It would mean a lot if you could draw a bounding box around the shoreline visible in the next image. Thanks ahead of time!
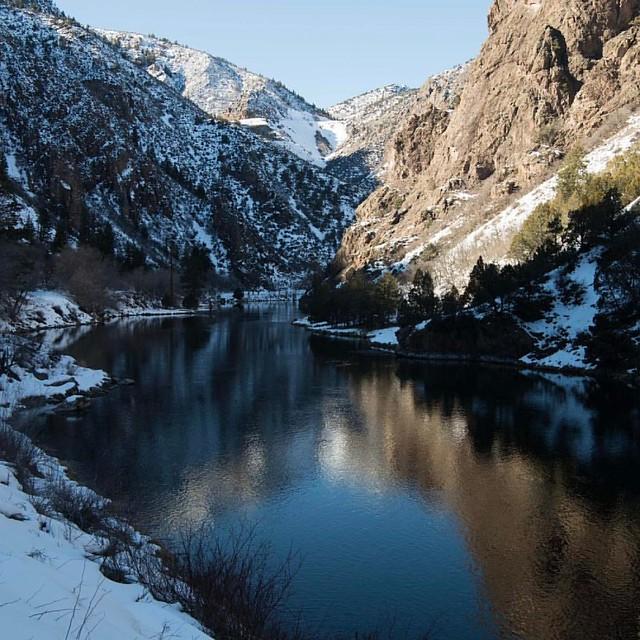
[294,318,638,387]
[0,330,213,639]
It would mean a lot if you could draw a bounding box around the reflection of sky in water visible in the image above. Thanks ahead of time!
[29,307,640,640]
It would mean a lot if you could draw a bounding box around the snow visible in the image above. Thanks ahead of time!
[623,194,640,212]
[0,353,109,420]
[240,117,269,128]
[1,10,357,291]
[521,252,600,370]
[0,462,211,640]
[277,108,346,167]
[14,291,93,332]
[368,326,400,348]
[192,220,215,251]
[457,114,640,253]
[319,119,349,154]
[99,30,352,167]
[0,320,210,639]
[294,318,399,348]
[5,153,22,180]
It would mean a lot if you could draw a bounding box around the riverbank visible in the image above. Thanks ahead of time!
[293,317,401,351]
[0,331,213,639]
[294,316,639,387]
[0,443,211,640]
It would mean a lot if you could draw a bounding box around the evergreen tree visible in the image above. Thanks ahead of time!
[180,244,212,308]
[94,223,115,257]
[464,257,502,310]
[122,243,146,271]
[398,269,439,326]
[51,220,68,253]
[374,273,401,326]
[564,188,622,250]
[441,286,462,316]
[556,147,587,203]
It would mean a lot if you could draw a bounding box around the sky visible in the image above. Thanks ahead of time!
[55,0,492,107]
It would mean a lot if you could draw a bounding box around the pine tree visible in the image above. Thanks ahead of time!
[51,220,68,253]
[180,244,213,308]
[398,269,439,326]
[441,286,461,316]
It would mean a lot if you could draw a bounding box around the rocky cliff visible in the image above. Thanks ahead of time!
[336,0,640,285]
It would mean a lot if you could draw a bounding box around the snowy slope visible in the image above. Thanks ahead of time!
[97,30,349,167]
[326,84,418,187]
[0,356,210,639]
[458,114,640,254]
[521,253,601,370]
[372,113,640,288]
[0,481,211,640]
[0,4,359,287]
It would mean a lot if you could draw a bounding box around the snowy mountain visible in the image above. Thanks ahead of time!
[325,84,419,191]
[92,31,436,196]
[97,31,349,169]
[0,3,359,287]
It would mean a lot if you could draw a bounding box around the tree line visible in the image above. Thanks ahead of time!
[301,146,640,349]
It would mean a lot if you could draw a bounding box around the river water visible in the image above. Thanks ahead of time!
[21,305,640,639]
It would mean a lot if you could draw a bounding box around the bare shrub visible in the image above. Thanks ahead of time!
[130,524,302,640]
[123,267,171,300]
[0,241,45,321]
[42,476,108,533]
[53,247,118,315]
[0,425,42,485]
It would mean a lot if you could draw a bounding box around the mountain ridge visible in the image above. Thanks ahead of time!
[0,2,359,287]
[334,0,640,285]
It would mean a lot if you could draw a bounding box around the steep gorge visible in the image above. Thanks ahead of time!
[336,0,640,285]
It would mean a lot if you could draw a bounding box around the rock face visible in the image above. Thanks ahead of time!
[326,84,419,192]
[0,4,360,287]
[336,0,640,283]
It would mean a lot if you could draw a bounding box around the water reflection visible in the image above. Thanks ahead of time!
[22,307,640,640]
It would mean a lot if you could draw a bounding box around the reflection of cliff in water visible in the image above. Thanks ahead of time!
[33,315,640,639]
[320,360,640,640]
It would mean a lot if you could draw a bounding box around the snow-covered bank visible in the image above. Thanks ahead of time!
[2,289,209,333]
[293,318,400,350]
[0,459,210,640]
[0,350,110,421]
[3,288,303,334]
[0,338,212,639]
[294,249,639,382]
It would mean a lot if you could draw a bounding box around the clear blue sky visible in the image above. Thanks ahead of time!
[55,0,491,107]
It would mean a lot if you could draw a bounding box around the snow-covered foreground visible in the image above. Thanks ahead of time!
[0,460,210,640]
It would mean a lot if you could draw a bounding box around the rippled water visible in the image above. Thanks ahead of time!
[22,305,640,639]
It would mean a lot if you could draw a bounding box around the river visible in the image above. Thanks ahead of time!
[19,304,640,639]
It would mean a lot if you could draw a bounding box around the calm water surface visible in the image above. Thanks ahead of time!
[22,305,640,639]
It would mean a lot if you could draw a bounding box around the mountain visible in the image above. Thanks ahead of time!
[335,0,640,285]
[325,84,419,194]
[0,2,360,287]
[94,32,440,196]
[96,30,350,170]
[327,66,468,187]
